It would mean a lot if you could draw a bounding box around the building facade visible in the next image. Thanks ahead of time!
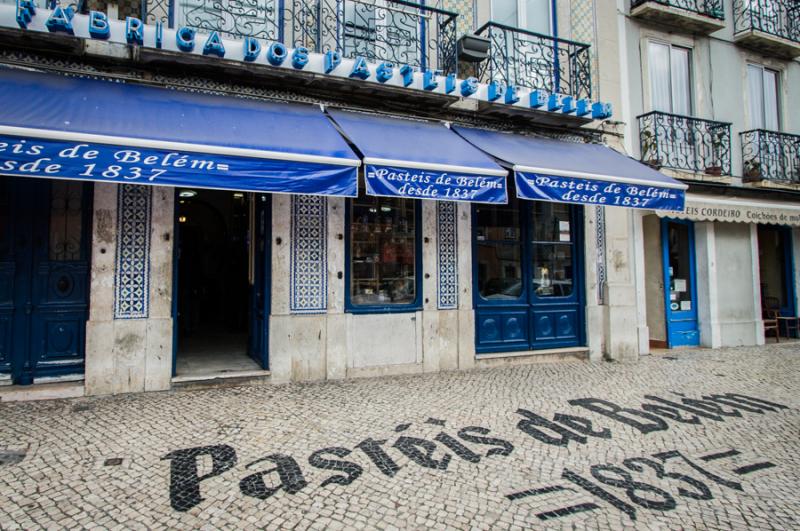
[618,0,800,351]
[2,0,786,399]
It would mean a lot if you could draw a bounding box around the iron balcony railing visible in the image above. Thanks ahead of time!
[474,22,592,100]
[143,0,458,75]
[631,0,725,19]
[741,129,800,182]
[733,0,800,42]
[638,111,732,175]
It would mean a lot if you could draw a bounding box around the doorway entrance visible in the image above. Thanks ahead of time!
[662,219,700,348]
[0,177,92,385]
[473,196,585,354]
[173,189,270,377]
[758,225,795,330]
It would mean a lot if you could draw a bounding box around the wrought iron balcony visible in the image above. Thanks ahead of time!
[741,129,800,183]
[630,0,726,34]
[143,0,458,74]
[733,0,800,58]
[638,111,732,176]
[474,22,592,100]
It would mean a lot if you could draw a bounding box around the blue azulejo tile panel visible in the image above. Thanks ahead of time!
[437,201,459,310]
[290,195,328,314]
[113,184,152,320]
[476,309,529,347]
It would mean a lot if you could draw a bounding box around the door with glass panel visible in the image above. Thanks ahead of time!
[647,42,698,168]
[661,219,699,348]
[0,177,92,385]
[342,0,420,68]
[473,197,584,353]
[490,0,554,90]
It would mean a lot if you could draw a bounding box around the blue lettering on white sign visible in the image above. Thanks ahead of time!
[0,135,357,197]
[515,172,685,211]
[365,165,507,204]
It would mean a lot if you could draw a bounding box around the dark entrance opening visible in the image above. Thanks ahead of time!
[174,189,265,377]
[758,225,795,334]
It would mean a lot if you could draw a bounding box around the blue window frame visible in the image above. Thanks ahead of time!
[345,191,423,313]
[473,194,585,353]
[661,218,699,348]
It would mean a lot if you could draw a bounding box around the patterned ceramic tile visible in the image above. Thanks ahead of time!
[570,0,600,99]
[114,184,152,319]
[437,201,458,310]
[595,205,606,305]
[290,195,328,314]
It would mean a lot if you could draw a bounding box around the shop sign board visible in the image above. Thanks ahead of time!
[656,196,800,226]
[515,172,686,211]
[0,134,358,196]
[1,2,614,120]
[365,164,507,204]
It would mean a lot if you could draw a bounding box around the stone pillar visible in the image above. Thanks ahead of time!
[749,224,765,345]
[456,201,476,371]
[632,210,649,355]
[85,184,173,396]
[602,205,639,362]
[694,221,721,348]
[584,206,605,361]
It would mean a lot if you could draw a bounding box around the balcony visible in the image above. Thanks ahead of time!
[630,0,726,34]
[638,111,732,177]
[474,22,592,101]
[733,0,800,58]
[143,0,458,75]
[741,130,800,184]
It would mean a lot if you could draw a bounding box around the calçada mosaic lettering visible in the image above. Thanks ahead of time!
[161,391,786,517]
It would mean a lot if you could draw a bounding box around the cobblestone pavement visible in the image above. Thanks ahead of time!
[1,344,799,530]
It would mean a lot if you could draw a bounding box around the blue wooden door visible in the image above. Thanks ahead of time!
[0,177,92,385]
[248,194,271,369]
[473,197,585,354]
[662,219,699,348]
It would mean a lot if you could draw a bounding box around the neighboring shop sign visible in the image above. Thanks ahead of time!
[515,173,686,211]
[365,165,508,204]
[0,135,358,196]
[1,3,614,120]
[657,195,800,226]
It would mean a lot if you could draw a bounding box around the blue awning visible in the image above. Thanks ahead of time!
[327,109,508,204]
[0,67,360,196]
[453,126,687,211]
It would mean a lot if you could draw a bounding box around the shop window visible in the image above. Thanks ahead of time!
[0,178,9,258]
[348,192,421,311]
[531,202,574,298]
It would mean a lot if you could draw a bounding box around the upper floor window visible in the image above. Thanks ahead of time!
[748,64,780,130]
[648,42,692,115]
[491,0,552,34]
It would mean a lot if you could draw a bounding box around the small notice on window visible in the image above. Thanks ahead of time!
[559,221,571,242]
[680,300,692,311]
[673,279,687,292]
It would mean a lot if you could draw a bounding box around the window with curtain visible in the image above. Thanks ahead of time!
[648,42,692,115]
[748,64,780,131]
[491,0,551,34]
